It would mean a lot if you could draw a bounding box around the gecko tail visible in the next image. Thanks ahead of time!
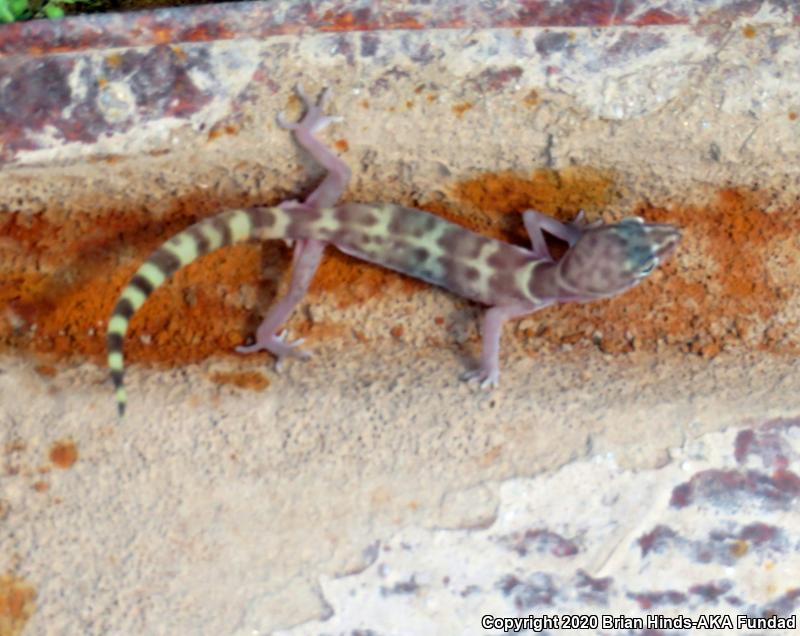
[105,206,287,417]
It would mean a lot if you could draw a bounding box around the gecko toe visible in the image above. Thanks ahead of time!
[461,367,500,389]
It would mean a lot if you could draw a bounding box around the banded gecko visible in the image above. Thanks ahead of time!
[107,87,680,415]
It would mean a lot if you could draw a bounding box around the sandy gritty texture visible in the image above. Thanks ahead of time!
[2,4,800,635]
[2,347,800,634]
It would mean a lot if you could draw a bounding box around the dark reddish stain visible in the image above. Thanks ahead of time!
[0,0,790,58]
[738,521,778,544]
[0,57,79,160]
[0,44,210,165]
[534,31,572,56]
[575,569,612,604]
[635,8,685,25]
[734,429,755,463]
[689,580,733,603]
[628,589,687,610]
[606,31,668,61]
[638,520,785,567]
[517,0,637,27]
[734,425,792,470]
[638,524,677,557]
[466,66,524,93]
[669,482,692,508]
[670,468,800,510]
[498,573,557,610]
[760,587,800,618]
[497,528,579,558]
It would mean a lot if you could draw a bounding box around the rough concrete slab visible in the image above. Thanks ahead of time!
[1,1,800,634]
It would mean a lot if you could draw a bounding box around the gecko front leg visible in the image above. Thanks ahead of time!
[522,209,591,260]
[278,85,351,209]
[462,301,551,389]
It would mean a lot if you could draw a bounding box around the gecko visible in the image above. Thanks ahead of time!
[106,86,681,416]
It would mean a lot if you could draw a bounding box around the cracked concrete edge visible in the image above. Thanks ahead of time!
[3,3,800,635]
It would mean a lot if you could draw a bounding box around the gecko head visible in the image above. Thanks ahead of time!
[556,217,681,298]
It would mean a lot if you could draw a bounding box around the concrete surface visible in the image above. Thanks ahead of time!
[1,1,800,634]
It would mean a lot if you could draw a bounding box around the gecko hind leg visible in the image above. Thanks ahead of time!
[236,238,326,371]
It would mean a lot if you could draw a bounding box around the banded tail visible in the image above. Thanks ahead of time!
[106,206,292,416]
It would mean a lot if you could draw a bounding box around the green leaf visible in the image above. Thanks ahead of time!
[10,0,28,15]
[0,0,17,23]
[42,2,63,17]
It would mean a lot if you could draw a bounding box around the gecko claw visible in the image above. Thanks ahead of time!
[278,86,343,134]
[235,329,312,371]
[461,367,500,390]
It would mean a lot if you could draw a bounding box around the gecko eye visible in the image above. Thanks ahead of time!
[637,260,657,277]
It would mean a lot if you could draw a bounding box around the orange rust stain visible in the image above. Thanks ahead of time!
[390,325,404,339]
[152,27,172,44]
[87,154,124,165]
[434,316,445,326]
[4,439,25,455]
[386,14,423,30]
[96,78,108,89]
[451,102,474,117]
[742,24,756,39]
[360,99,370,109]
[209,371,270,392]
[479,445,503,467]
[0,574,36,636]
[334,138,350,152]
[104,53,122,68]
[451,168,615,240]
[789,112,798,121]
[32,481,49,493]
[2,174,797,372]
[730,539,749,558]
[0,213,57,256]
[320,10,379,31]
[308,251,425,308]
[0,200,268,366]
[426,94,437,103]
[184,25,233,41]
[523,90,540,107]
[33,365,56,378]
[534,188,799,357]
[170,45,188,62]
[405,100,414,109]
[207,123,239,141]
[49,440,78,469]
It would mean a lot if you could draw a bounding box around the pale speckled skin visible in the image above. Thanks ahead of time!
[107,87,681,416]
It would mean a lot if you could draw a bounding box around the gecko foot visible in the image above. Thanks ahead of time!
[461,367,500,390]
[570,209,602,230]
[277,85,343,135]
[235,329,312,372]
